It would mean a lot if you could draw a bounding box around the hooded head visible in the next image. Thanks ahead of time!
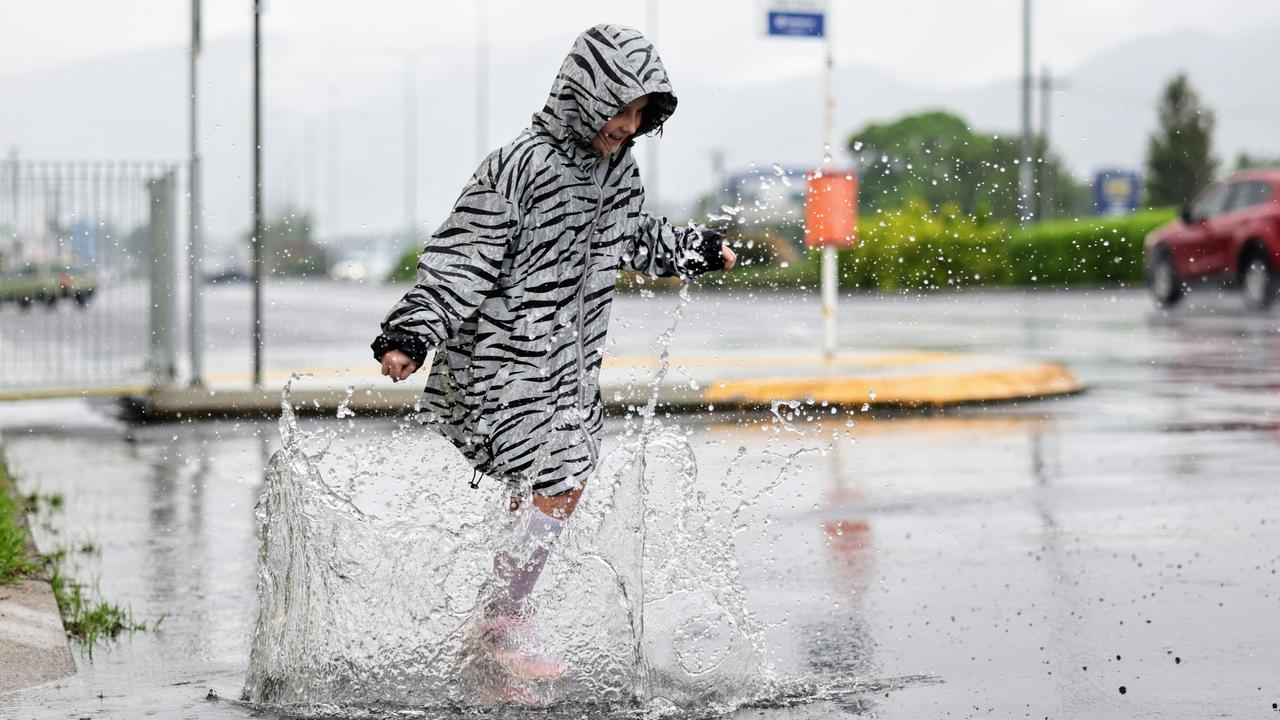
[532,25,677,157]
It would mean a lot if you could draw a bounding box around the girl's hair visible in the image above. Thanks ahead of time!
[636,92,677,137]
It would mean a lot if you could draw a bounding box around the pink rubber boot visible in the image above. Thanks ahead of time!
[480,615,566,682]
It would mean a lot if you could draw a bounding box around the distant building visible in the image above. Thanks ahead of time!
[720,165,810,225]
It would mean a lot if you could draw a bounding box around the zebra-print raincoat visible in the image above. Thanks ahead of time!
[372,24,723,496]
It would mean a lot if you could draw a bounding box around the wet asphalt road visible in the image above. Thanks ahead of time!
[1,283,1279,718]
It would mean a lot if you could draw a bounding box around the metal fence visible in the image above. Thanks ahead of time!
[0,161,179,396]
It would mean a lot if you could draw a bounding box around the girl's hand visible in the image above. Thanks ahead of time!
[721,243,737,271]
[380,349,418,382]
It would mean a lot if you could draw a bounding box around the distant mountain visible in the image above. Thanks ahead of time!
[1,24,1273,241]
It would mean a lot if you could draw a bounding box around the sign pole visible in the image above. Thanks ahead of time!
[821,14,837,358]
[763,0,843,358]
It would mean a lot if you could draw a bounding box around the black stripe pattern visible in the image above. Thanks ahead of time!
[374,24,721,496]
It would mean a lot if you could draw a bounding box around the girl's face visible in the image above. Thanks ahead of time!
[592,94,649,156]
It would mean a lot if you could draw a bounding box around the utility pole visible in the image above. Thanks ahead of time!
[476,0,489,165]
[188,0,204,386]
[326,84,340,242]
[1018,0,1034,225]
[710,149,726,210]
[7,148,18,263]
[251,0,264,387]
[404,56,419,243]
[1038,66,1053,220]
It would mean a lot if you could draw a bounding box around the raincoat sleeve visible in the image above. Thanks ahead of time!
[625,211,725,280]
[372,181,517,366]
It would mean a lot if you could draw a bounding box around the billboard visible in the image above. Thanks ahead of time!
[1093,170,1141,216]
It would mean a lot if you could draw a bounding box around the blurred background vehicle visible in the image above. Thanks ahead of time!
[0,263,97,309]
[1145,169,1280,309]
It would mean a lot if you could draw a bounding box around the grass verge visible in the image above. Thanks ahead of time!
[0,459,41,584]
[1,456,156,655]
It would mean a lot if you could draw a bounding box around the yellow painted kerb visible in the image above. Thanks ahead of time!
[702,362,1081,406]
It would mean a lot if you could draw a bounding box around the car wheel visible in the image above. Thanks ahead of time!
[1149,251,1183,307]
[1241,253,1276,311]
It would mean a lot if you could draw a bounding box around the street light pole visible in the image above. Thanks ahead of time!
[476,0,489,165]
[1018,0,1034,225]
[251,0,264,387]
[188,0,204,386]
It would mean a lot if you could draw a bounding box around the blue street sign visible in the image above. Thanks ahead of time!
[767,11,825,37]
[1092,169,1141,216]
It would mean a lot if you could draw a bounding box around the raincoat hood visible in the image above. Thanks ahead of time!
[532,24,678,153]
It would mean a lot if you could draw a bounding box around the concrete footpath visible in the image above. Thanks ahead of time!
[126,349,1083,420]
[0,434,75,695]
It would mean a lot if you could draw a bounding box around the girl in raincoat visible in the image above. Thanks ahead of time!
[372,24,734,682]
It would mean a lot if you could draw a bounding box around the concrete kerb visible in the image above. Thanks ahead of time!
[0,433,76,695]
[123,350,1085,421]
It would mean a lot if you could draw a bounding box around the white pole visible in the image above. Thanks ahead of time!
[820,13,837,358]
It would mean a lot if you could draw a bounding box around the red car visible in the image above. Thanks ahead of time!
[1145,169,1280,309]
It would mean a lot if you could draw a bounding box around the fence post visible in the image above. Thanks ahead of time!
[149,172,177,388]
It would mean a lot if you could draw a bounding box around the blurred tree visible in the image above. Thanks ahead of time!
[243,210,329,277]
[845,110,1079,223]
[1234,151,1280,171]
[1145,74,1217,206]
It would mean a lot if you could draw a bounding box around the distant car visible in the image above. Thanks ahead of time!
[1145,169,1280,309]
[205,267,252,284]
[0,263,97,309]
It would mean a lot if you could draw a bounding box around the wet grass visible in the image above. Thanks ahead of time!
[0,460,41,583]
[0,456,157,655]
[48,564,153,655]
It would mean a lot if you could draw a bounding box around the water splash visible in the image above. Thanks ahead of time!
[241,292,818,716]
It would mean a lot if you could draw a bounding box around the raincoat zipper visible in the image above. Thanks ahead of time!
[573,167,605,468]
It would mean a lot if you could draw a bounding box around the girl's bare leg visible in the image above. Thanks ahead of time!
[490,481,586,619]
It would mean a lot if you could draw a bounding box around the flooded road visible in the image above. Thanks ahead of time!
[2,285,1279,718]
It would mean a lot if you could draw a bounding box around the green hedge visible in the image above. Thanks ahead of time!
[387,204,1179,291]
[1004,208,1175,285]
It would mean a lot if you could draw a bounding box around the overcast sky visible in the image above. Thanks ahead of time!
[3,1,1276,243]
[5,0,1279,89]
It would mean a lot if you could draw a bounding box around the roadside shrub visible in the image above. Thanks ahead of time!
[839,200,1009,291]
[1005,208,1176,286]
[387,245,420,284]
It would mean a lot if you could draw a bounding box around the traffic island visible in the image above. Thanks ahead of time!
[123,350,1084,421]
